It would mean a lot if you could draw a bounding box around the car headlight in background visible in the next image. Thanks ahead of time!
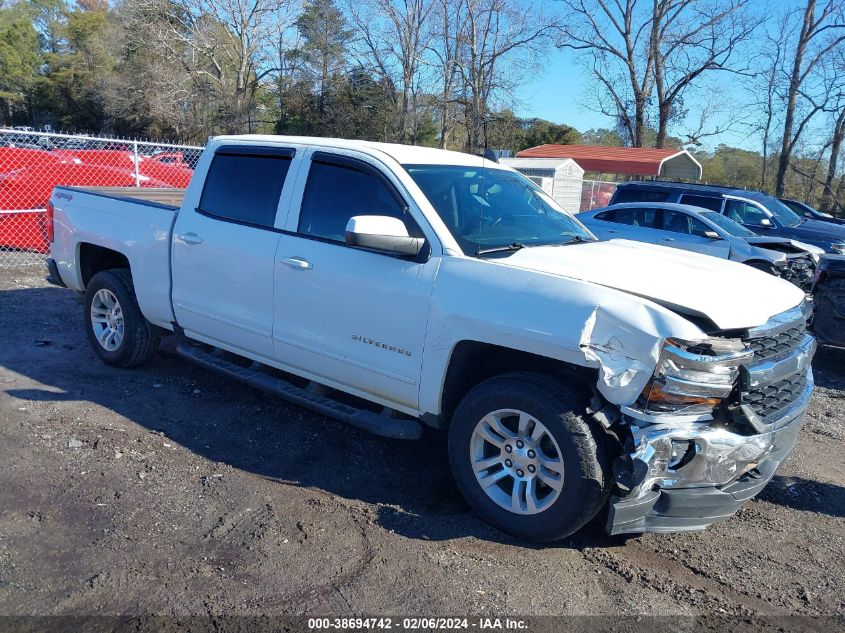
[639,338,753,416]
[831,243,845,255]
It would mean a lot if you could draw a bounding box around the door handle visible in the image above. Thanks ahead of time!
[176,232,203,245]
[660,237,675,241]
[279,256,313,270]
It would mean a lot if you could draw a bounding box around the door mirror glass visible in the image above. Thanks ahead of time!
[759,218,773,228]
[703,230,721,239]
[345,215,425,256]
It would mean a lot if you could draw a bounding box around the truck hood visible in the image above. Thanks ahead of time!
[504,239,804,331]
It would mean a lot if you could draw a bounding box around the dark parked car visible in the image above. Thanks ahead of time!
[779,198,845,225]
[811,255,845,348]
[611,181,845,255]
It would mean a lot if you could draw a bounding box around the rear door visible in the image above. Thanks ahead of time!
[586,207,660,241]
[171,145,299,358]
[271,149,439,411]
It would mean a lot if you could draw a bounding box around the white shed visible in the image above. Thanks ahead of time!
[500,157,585,214]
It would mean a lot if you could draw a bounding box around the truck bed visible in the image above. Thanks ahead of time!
[49,185,181,330]
[71,186,186,209]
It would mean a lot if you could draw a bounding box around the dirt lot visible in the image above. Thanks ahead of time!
[0,263,843,627]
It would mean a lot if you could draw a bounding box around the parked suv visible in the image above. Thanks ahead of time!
[779,198,845,225]
[611,181,845,255]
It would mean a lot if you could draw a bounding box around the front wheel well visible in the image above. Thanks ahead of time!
[79,243,130,287]
[437,341,596,428]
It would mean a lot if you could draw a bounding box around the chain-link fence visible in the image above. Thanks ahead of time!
[0,129,203,269]
[579,179,619,212]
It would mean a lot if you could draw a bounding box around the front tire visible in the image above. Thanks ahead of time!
[448,372,612,542]
[84,269,159,367]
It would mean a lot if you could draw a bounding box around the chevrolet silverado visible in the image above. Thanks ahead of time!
[45,136,815,541]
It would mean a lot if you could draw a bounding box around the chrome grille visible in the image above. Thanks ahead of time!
[746,324,807,363]
[740,303,814,427]
[742,371,809,421]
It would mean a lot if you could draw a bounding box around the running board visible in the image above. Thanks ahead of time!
[174,341,423,440]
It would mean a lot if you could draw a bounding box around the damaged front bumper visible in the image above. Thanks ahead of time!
[606,305,815,535]
[607,385,808,534]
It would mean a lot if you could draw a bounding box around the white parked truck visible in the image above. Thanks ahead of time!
[46,135,816,541]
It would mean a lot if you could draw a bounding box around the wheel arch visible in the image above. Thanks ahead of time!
[78,242,130,288]
[428,340,598,429]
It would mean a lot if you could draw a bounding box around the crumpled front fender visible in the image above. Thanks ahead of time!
[578,303,703,406]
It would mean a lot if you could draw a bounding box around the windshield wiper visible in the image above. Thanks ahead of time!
[560,235,589,245]
[475,242,526,257]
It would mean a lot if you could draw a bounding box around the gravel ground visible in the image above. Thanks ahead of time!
[0,263,843,627]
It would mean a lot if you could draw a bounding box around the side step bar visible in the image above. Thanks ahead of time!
[175,341,423,440]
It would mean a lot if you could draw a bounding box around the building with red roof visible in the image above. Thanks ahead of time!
[515,144,702,181]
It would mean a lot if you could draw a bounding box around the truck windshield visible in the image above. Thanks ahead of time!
[700,211,756,237]
[405,164,594,255]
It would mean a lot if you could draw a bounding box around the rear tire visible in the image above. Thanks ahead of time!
[84,269,159,367]
[448,372,612,542]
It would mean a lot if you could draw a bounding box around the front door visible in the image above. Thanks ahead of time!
[271,150,438,410]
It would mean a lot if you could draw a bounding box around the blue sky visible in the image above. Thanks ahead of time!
[514,47,758,152]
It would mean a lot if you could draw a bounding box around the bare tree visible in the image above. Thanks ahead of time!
[453,0,558,152]
[561,0,758,149]
[428,0,462,148]
[346,0,435,143]
[140,0,293,132]
[559,0,656,147]
[748,12,792,189]
[774,0,845,196]
[820,46,845,213]
[650,0,759,148]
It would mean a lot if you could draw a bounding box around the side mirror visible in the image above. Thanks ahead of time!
[759,218,773,228]
[703,230,721,239]
[345,215,425,257]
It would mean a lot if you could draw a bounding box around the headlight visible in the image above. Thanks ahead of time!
[639,338,753,415]
[831,243,845,255]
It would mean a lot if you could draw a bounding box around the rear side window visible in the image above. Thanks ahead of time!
[199,151,292,227]
[612,207,658,227]
[298,159,418,242]
[613,188,670,204]
[680,194,723,212]
[594,210,616,221]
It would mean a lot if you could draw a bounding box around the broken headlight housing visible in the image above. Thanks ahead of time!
[639,338,753,416]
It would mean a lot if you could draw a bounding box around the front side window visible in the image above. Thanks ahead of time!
[660,210,712,236]
[199,152,292,227]
[298,160,418,242]
[405,164,593,254]
[756,195,802,227]
[725,199,770,227]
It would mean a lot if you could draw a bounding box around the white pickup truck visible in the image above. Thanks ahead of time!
[46,135,816,541]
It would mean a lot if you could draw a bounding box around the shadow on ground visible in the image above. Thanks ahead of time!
[1,285,630,548]
[3,285,843,549]
[758,475,845,518]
